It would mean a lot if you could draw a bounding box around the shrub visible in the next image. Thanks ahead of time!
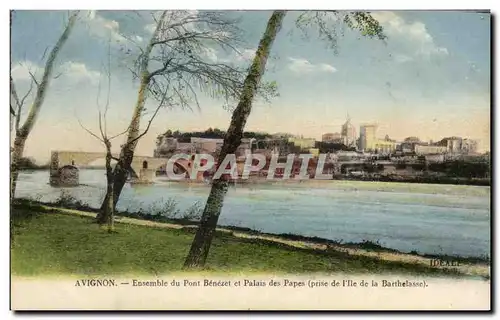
[181,201,203,221]
[54,190,88,209]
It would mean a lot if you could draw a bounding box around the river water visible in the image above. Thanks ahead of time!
[15,169,490,258]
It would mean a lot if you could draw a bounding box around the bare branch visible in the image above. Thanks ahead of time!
[10,76,21,109]
[124,102,163,148]
[19,80,34,110]
[27,69,40,87]
[95,65,103,111]
[15,80,34,133]
[119,32,145,55]
[77,116,104,143]
[148,57,175,80]
[103,36,112,136]
[98,110,106,140]
[10,75,34,134]
[40,46,49,63]
[108,127,130,141]
[151,32,206,47]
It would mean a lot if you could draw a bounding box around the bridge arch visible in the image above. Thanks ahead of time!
[139,158,191,176]
[50,150,199,185]
[51,151,121,169]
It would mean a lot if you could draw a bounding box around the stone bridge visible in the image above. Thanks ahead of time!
[49,150,193,186]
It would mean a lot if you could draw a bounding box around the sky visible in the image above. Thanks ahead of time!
[10,10,491,163]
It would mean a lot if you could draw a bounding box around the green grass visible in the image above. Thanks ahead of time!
[10,206,464,278]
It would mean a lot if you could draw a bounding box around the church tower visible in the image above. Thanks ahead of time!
[341,113,356,148]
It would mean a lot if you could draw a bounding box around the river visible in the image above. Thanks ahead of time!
[15,169,491,258]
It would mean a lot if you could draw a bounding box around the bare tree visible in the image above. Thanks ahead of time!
[10,10,15,133]
[95,10,277,224]
[10,11,80,200]
[78,38,168,232]
[183,10,387,268]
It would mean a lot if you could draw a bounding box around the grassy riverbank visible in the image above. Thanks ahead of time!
[10,201,489,278]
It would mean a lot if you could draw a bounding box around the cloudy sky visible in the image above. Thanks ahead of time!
[11,10,490,163]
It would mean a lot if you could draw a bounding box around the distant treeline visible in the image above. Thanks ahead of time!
[158,128,355,151]
[343,175,490,186]
[428,160,490,178]
[158,128,274,143]
[315,141,356,152]
[346,160,490,179]
[392,160,489,178]
[17,157,49,170]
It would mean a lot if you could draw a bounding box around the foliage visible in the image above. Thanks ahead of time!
[54,190,90,209]
[315,141,356,153]
[182,201,204,221]
[144,198,203,221]
[146,197,181,218]
[295,11,387,53]
[157,127,274,143]
[428,160,490,178]
[125,11,279,114]
[48,192,203,223]
[16,157,42,170]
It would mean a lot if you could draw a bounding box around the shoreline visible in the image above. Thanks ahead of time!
[19,168,491,187]
[153,175,491,187]
[11,199,490,279]
[152,176,491,189]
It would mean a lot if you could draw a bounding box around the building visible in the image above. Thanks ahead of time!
[322,132,342,143]
[461,139,479,154]
[154,136,179,157]
[432,137,479,154]
[414,145,448,155]
[446,137,462,153]
[341,117,357,148]
[255,138,298,155]
[336,151,363,161]
[424,154,445,163]
[435,137,462,153]
[359,123,397,154]
[372,140,397,154]
[359,124,377,152]
[155,136,256,158]
[309,148,320,157]
[288,137,316,150]
[398,137,426,153]
[235,138,256,157]
[177,142,194,153]
[190,137,224,154]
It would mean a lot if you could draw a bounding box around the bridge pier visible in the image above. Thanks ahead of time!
[50,167,79,187]
[49,151,60,185]
[49,151,79,186]
[129,168,155,184]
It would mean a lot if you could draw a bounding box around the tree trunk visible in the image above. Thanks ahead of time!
[96,77,149,223]
[10,11,14,133]
[96,12,166,222]
[183,11,286,269]
[10,135,26,200]
[110,81,149,202]
[9,11,79,199]
[105,146,115,232]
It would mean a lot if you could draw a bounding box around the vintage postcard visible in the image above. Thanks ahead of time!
[9,8,491,311]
